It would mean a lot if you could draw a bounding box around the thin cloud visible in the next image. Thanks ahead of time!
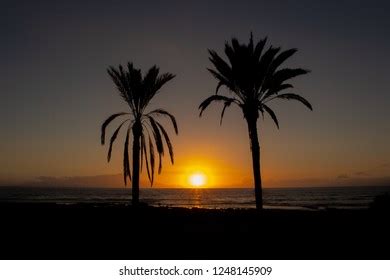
[337,174,349,179]
[355,171,369,176]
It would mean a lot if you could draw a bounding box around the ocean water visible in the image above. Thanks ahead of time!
[1,186,390,210]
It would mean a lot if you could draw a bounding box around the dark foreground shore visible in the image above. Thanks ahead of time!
[1,202,389,259]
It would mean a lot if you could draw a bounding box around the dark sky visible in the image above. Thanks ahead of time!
[1,0,390,187]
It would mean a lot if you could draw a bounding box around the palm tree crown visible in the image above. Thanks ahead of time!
[101,63,178,187]
[200,33,312,125]
[199,33,312,210]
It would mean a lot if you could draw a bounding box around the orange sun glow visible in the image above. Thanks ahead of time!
[188,172,206,187]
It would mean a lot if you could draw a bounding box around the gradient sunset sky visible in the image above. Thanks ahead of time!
[1,0,390,188]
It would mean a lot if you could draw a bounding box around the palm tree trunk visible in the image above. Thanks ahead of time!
[131,122,142,206]
[247,118,263,210]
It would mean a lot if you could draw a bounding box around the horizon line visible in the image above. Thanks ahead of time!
[1,185,389,190]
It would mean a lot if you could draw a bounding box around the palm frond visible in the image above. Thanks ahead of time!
[107,67,126,95]
[269,48,298,74]
[255,46,281,92]
[101,112,128,144]
[272,68,310,85]
[154,73,176,93]
[148,135,155,185]
[272,93,313,110]
[258,105,265,119]
[123,126,131,185]
[262,104,279,128]
[248,32,254,52]
[199,95,239,116]
[140,132,145,172]
[220,100,233,125]
[107,119,130,162]
[147,109,178,134]
[215,81,224,95]
[143,66,159,88]
[260,83,293,101]
[107,67,134,111]
[208,49,233,90]
[147,117,164,154]
[140,66,160,110]
[157,152,162,174]
[207,68,237,95]
[231,37,241,53]
[253,37,267,61]
[155,121,174,164]
[148,116,164,175]
[259,46,281,71]
[129,64,142,114]
[141,128,152,183]
[224,40,236,67]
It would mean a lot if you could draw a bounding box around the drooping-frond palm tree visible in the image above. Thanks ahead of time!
[101,63,178,206]
[199,34,312,210]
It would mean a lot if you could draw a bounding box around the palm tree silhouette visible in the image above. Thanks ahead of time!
[199,34,312,210]
[101,63,178,206]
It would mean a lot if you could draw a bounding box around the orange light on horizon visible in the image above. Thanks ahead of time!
[179,159,214,188]
[188,172,207,187]
[164,155,249,188]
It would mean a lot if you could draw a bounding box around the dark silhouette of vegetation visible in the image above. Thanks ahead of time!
[101,63,178,206]
[199,33,312,210]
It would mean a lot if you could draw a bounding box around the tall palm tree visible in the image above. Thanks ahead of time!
[101,63,178,206]
[199,34,312,210]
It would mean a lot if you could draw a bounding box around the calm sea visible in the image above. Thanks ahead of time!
[1,186,389,210]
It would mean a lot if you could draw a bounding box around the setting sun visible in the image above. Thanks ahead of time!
[189,173,206,187]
